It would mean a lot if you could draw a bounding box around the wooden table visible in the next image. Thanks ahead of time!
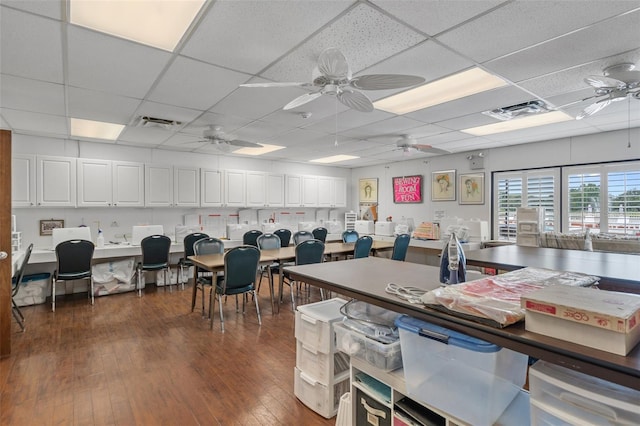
[284,257,640,391]
[464,245,640,293]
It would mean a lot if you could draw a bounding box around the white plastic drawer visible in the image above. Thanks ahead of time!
[296,339,349,386]
[294,298,347,353]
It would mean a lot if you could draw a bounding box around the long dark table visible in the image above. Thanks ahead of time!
[464,245,640,293]
[284,257,640,391]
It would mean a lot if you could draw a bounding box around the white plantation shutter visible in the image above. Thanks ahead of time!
[496,176,522,241]
[566,171,601,233]
[607,169,640,235]
[527,175,556,232]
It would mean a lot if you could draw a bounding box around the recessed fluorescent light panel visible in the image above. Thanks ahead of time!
[461,111,573,136]
[70,118,125,140]
[374,67,508,115]
[310,155,359,164]
[233,144,286,156]
[70,0,205,51]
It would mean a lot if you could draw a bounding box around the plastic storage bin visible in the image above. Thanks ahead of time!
[295,298,347,354]
[395,315,528,425]
[294,367,350,419]
[529,360,640,426]
[335,323,402,371]
[296,340,350,385]
[14,273,51,306]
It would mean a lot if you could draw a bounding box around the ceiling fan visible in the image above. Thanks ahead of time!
[240,47,426,113]
[192,125,263,149]
[393,135,451,155]
[576,63,640,120]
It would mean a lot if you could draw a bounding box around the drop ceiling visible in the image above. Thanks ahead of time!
[1,0,639,168]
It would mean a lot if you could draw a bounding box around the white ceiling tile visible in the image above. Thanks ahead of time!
[183,112,254,135]
[67,26,171,98]
[234,120,292,143]
[0,7,63,83]
[340,116,426,139]
[2,0,63,20]
[0,75,65,115]
[68,87,141,124]
[136,101,202,125]
[118,126,173,145]
[181,0,352,73]
[304,108,393,134]
[211,84,307,120]
[262,127,329,148]
[1,108,68,136]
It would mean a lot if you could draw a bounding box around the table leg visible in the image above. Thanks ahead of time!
[268,265,275,314]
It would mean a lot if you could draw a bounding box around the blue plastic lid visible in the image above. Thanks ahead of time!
[395,315,501,353]
[22,272,51,282]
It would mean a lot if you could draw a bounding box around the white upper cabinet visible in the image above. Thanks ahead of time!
[36,155,76,207]
[285,174,303,207]
[174,166,200,207]
[318,176,346,208]
[301,175,319,207]
[246,171,266,207]
[201,168,223,207]
[112,161,144,207]
[266,173,285,207]
[12,154,36,207]
[77,158,112,207]
[224,169,246,207]
[145,164,173,207]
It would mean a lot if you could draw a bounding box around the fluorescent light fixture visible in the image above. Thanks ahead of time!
[461,111,573,136]
[310,155,359,164]
[374,67,508,115]
[70,0,205,51]
[233,143,286,156]
[70,118,124,140]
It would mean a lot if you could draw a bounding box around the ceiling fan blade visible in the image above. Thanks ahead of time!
[350,74,425,90]
[584,75,625,90]
[413,144,451,154]
[337,89,374,112]
[317,47,350,80]
[576,98,612,120]
[229,139,263,148]
[240,82,310,88]
[283,92,322,110]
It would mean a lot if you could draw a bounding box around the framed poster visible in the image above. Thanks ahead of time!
[431,170,456,201]
[459,173,485,205]
[359,178,378,203]
[393,175,423,203]
[40,219,64,236]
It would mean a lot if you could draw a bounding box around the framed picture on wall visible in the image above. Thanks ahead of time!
[359,178,378,203]
[459,173,485,205]
[431,170,456,201]
[393,175,423,203]
[40,219,64,236]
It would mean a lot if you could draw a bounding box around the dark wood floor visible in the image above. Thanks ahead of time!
[1,279,340,425]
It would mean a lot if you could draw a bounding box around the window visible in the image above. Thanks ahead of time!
[565,168,601,232]
[606,166,640,235]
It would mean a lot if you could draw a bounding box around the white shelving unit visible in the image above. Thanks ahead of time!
[345,212,357,232]
[11,231,22,253]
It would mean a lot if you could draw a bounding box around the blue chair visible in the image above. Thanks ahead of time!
[391,234,411,261]
[137,235,172,297]
[179,232,209,289]
[210,246,261,332]
[274,228,292,247]
[342,230,359,243]
[256,233,282,305]
[312,227,328,243]
[353,235,373,259]
[11,243,34,331]
[52,239,95,311]
[192,237,225,316]
[243,230,263,247]
[293,230,314,245]
[282,239,325,310]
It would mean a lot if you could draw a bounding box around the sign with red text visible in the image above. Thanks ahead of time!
[393,175,423,203]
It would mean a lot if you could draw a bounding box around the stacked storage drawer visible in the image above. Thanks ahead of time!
[294,298,351,418]
[516,207,543,247]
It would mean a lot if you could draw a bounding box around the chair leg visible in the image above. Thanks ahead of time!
[52,277,56,312]
[12,299,25,332]
[166,268,171,293]
[137,267,142,297]
[218,294,225,332]
[90,277,94,305]
[191,280,198,312]
[290,281,296,311]
[253,290,262,326]
[179,264,186,291]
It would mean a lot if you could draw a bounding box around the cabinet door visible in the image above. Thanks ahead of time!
[112,161,144,207]
[174,167,200,207]
[12,154,36,207]
[77,158,112,207]
[201,168,223,207]
[302,175,318,207]
[317,176,333,208]
[285,174,303,207]
[266,173,285,207]
[333,177,347,208]
[145,164,173,207]
[246,171,266,207]
[224,170,246,207]
[36,156,76,207]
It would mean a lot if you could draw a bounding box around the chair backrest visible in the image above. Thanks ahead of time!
[55,239,95,274]
[354,235,373,259]
[342,230,359,243]
[274,229,291,247]
[293,230,314,245]
[184,232,209,257]
[295,239,325,266]
[140,235,171,266]
[391,233,411,261]
[257,233,281,251]
[243,230,263,247]
[222,246,260,293]
[12,243,34,296]
[193,237,225,255]
[312,227,328,242]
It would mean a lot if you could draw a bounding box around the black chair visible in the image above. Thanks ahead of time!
[391,233,411,261]
[282,239,325,311]
[210,246,261,332]
[293,230,314,245]
[178,232,209,290]
[137,235,172,297]
[274,228,292,247]
[342,230,359,243]
[52,239,95,312]
[312,227,328,243]
[11,243,34,331]
[192,237,225,317]
[243,230,263,247]
[354,235,373,259]
[256,233,281,292]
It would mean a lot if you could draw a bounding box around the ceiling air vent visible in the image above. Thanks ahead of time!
[133,116,182,129]
[482,100,551,121]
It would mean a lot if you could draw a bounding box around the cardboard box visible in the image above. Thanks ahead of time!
[522,286,640,355]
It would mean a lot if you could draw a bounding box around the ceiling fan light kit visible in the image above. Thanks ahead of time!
[576,63,640,120]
